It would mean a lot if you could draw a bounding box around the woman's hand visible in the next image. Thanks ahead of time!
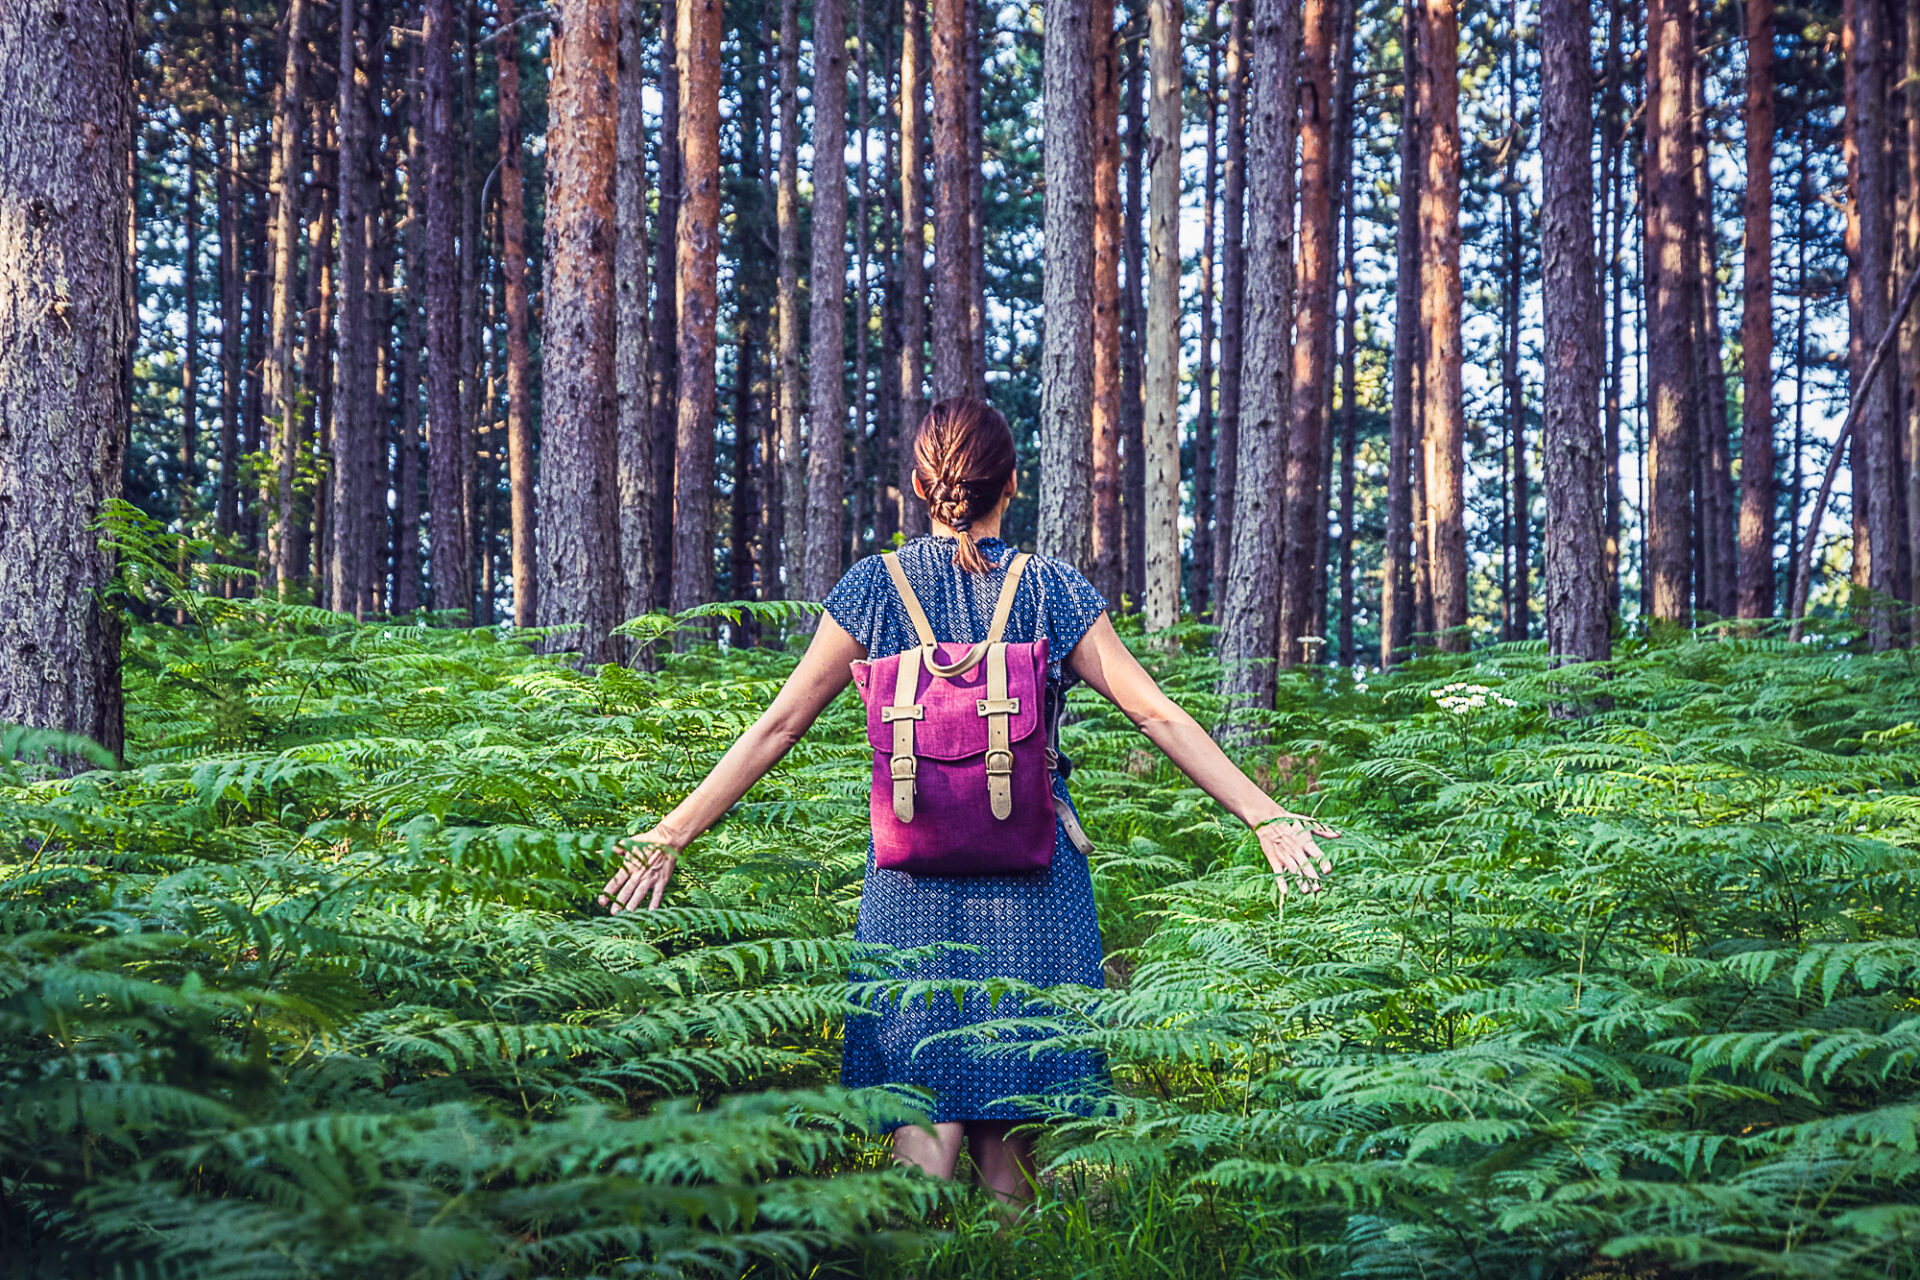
[600,826,683,914]
[1255,812,1337,896]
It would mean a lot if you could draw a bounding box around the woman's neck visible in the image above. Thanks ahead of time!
[930,513,1005,543]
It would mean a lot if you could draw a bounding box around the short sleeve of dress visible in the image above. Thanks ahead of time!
[822,556,889,654]
[1027,556,1110,686]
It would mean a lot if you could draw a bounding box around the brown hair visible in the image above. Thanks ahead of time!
[913,396,1016,573]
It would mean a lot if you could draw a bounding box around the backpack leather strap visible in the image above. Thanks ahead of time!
[886,645,924,822]
[880,553,939,647]
[981,641,1015,819]
[883,550,1033,679]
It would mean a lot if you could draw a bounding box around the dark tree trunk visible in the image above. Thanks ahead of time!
[1038,0,1095,565]
[1216,0,1298,727]
[1907,1,1920,617]
[671,0,723,616]
[265,0,312,595]
[1090,0,1124,602]
[852,0,871,562]
[650,0,682,607]
[302,105,336,603]
[1192,0,1219,620]
[1209,0,1246,619]
[1850,0,1900,645]
[214,36,242,555]
[1122,6,1145,607]
[0,0,131,756]
[179,129,201,613]
[1736,0,1774,620]
[1334,0,1356,665]
[801,0,848,602]
[930,0,972,399]
[499,0,540,625]
[459,0,483,619]
[1382,0,1419,666]
[775,0,802,578]
[897,0,929,538]
[394,36,426,614]
[1691,56,1735,620]
[331,0,381,618]
[1644,0,1695,625]
[1502,26,1526,642]
[424,0,472,619]
[1602,0,1624,614]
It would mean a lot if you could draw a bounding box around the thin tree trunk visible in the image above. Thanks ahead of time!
[931,0,971,399]
[215,99,242,553]
[1210,0,1246,619]
[265,0,312,595]
[1850,0,1900,645]
[1334,0,1356,666]
[1090,0,1124,602]
[1540,0,1608,663]
[875,25,901,547]
[1417,0,1466,651]
[424,0,472,618]
[1141,0,1182,630]
[459,0,484,619]
[1603,0,1624,614]
[0,0,131,754]
[1736,0,1774,619]
[897,0,929,537]
[1502,19,1525,642]
[776,0,803,582]
[1382,0,1419,666]
[802,0,849,602]
[1644,0,1695,625]
[967,0,987,398]
[1692,54,1735,619]
[671,0,724,616]
[394,37,426,614]
[852,0,872,561]
[1192,0,1219,620]
[1277,0,1334,663]
[651,0,682,607]
[180,128,201,613]
[1122,7,1146,607]
[1907,0,1920,616]
[499,0,541,625]
[1312,0,1353,653]
[331,0,377,618]
[1216,0,1298,728]
[303,106,336,601]
[1039,0,1096,566]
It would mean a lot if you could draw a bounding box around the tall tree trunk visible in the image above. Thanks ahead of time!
[967,0,987,398]
[215,100,242,551]
[1141,0,1182,630]
[459,1,484,619]
[1382,0,1419,666]
[1216,0,1298,728]
[303,107,337,602]
[930,0,971,399]
[180,129,201,612]
[875,27,900,548]
[331,0,376,618]
[802,0,849,602]
[671,0,723,616]
[1692,55,1736,619]
[424,0,472,619]
[852,0,872,561]
[1122,9,1146,607]
[1602,0,1624,614]
[1039,0,1096,566]
[0,0,131,755]
[1210,0,1246,619]
[897,0,929,537]
[537,0,623,661]
[1736,0,1774,619]
[1644,0,1695,625]
[1417,0,1466,651]
[1334,0,1356,665]
[265,0,312,595]
[1502,21,1525,643]
[1277,0,1334,664]
[1850,0,1900,645]
[1907,0,1920,617]
[776,0,803,581]
[1311,0,1353,653]
[650,0,682,606]
[615,0,655,625]
[394,37,426,614]
[499,0,541,625]
[1540,0,1608,663]
[1090,0,1124,602]
[1192,0,1219,620]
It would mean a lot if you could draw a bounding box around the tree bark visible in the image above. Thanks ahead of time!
[1602,0,1624,614]
[1192,0,1219,621]
[1334,0,1355,665]
[301,107,336,603]
[930,0,971,399]
[1907,0,1920,618]
[394,36,426,614]
[0,0,131,756]
[650,0,682,607]
[852,0,872,561]
[498,0,541,625]
[1417,0,1466,651]
[331,0,380,618]
[1090,0,1124,603]
[1038,0,1096,566]
[1735,0,1774,620]
[1850,0,1900,646]
[1644,0,1695,625]
[776,0,803,581]
[423,0,472,619]
[897,0,929,538]
[1209,0,1246,619]
[264,0,311,595]
[1216,0,1298,728]
[1382,0,1419,666]
[1690,55,1735,620]
[214,32,242,555]
[1141,0,1182,630]
[179,128,201,614]
[1501,16,1525,643]
[1277,0,1334,664]
[458,1,483,619]
[966,0,987,398]
[1539,0,1608,663]
[802,0,849,602]
[1122,8,1145,606]
[670,0,723,616]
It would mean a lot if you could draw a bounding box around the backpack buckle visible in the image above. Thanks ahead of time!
[984,749,1015,776]
[889,755,918,781]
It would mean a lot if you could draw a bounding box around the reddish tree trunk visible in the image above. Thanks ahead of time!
[499,0,540,625]
[1736,0,1775,620]
[1090,0,1124,602]
[1382,0,1419,665]
[1644,0,1695,625]
[670,0,723,616]
[930,0,971,399]
[650,0,682,607]
[897,0,929,537]
[1417,0,1466,651]
[802,0,849,601]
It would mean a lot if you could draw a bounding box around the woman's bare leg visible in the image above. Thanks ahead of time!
[965,1120,1037,1206]
[892,1121,965,1180]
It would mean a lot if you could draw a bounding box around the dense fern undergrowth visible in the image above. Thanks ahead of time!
[8,530,1920,1277]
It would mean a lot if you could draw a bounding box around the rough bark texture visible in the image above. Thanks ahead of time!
[1209,0,1246,619]
[1644,0,1695,625]
[264,0,311,594]
[1122,14,1145,606]
[1141,0,1182,630]
[330,0,373,617]
[1540,0,1608,664]
[1192,1,1219,620]
[615,0,653,627]
[534,0,623,659]
[801,0,849,603]
[1417,0,1466,652]
[1216,0,1297,729]
[394,40,425,614]
[776,0,803,582]
[1736,0,1774,620]
[965,0,986,398]
[670,0,723,615]
[1382,0,1419,666]
[214,82,242,548]
[499,0,540,625]
[930,0,971,399]
[1037,0,1095,567]
[649,0,682,607]
[1090,0,1124,603]
[1333,0,1355,663]
[897,0,929,538]
[1691,59,1735,619]
[0,0,131,755]
[424,0,472,619]
[1907,1,1920,616]
[1601,0,1623,613]
[1278,0,1334,665]
[1851,0,1900,645]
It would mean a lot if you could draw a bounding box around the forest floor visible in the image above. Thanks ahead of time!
[6,537,1920,1278]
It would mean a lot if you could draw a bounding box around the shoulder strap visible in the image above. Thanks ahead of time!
[986,552,1031,644]
[880,552,939,647]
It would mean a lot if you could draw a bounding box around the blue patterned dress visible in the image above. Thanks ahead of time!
[824,534,1110,1123]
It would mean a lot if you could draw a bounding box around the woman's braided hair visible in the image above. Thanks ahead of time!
[912,396,1016,573]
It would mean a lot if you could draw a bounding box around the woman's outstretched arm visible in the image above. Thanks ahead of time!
[600,614,869,913]
[1066,613,1333,893]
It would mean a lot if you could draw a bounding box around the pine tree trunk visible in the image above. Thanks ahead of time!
[458,2,483,619]
[1644,0,1695,625]
[1039,0,1096,566]
[1382,0,1419,666]
[1216,0,1298,727]
[1735,0,1774,620]
[967,0,987,397]
[1417,0,1466,652]
[303,106,336,602]
[1141,0,1182,630]
[1691,56,1736,620]
[852,1,872,562]
[394,38,425,614]
[0,0,131,755]
[1502,39,1525,642]
[613,0,656,624]
[1850,0,1900,646]
[776,0,803,581]
[1090,0,1124,602]
[499,0,541,625]
[1122,10,1146,607]
[802,0,848,602]
[1602,0,1624,615]
[650,0,682,607]
[1539,0,1608,664]
[671,0,723,616]
[1906,1,1920,616]
[215,98,242,549]
[1277,0,1334,664]
[930,0,971,399]
[897,0,929,537]
[424,0,472,619]
[330,0,377,618]
[1333,0,1356,665]
[1192,1,1219,621]
[265,0,312,595]
[1210,0,1246,618]
[179,130,201,615]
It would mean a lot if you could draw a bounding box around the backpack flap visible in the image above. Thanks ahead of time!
[862,639,1048,761]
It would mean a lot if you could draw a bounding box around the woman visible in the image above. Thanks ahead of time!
[600,397,1332,1204]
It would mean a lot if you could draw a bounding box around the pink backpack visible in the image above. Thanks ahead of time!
[849,551,1093,877]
